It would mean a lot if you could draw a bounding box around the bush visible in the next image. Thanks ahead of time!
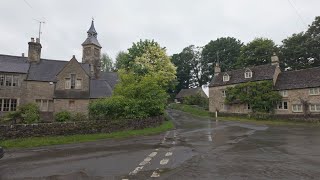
[3,103,40,124]
[54,111,72,122]
[184,93,209,110]
[71,112,88,121]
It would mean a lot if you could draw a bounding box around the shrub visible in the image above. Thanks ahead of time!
[54,111,72,122]
[3,103,40,124]
[71,112,88,121]
[184,93,209,110]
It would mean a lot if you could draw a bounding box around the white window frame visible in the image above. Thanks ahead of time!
[279,90,288,97]
[309,88,320,95]
[309,104,320,112]
[244,69,252,78]
[292,104,303,112]
[0,98,18,112]
[65,78,71,89]
[75,79,82,89]
[223,74,230,82]
[277,101,288,110]
[246,104,251,110]
[222,90,226,97]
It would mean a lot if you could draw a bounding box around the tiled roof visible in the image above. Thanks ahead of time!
[0,54,30,73]
[275,67,320,90]
[27,59,90,82]
[209,64,277,87]
[176,87,204,99]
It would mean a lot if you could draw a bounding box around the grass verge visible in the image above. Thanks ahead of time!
[0,120,174,149]
[169,103,320,126]
[168,103,211,117]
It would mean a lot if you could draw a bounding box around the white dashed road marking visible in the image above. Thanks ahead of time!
[165,152,173,157]
[151,171,160,178]
[160,158,170,165]
[149,152,158,157]
[129,166,144,175]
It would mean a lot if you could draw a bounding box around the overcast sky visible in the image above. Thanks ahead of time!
[0,0,319,62]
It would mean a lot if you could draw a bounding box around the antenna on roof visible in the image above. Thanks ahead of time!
[216,51,220,64]
[34,19,45,41]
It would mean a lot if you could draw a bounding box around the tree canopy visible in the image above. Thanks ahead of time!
[100,53,113,72]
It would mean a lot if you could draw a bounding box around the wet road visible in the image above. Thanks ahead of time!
[1,109,320,180]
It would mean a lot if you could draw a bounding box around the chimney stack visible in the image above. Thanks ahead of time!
[271,52,279,66]
[22,53,25,57]
[28,37,42,63]
[214,62,221,76]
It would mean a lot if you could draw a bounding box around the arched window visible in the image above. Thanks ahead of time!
[244,69,252,78]
[223,73,230,82]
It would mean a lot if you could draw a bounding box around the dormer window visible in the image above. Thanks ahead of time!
[244,69,252,78]
[223,73,230,82]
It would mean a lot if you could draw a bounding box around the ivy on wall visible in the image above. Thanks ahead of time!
[225,81,282,113]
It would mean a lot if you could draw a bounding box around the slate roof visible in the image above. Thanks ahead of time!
[90,72,119,98]
[27,59,90,82]
[275,67,320,90]
[82,36,101,48]
[0,54,30,73]
[176,87,206,99]
[209,64,277,87]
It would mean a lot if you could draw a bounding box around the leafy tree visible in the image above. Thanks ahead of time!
[236,38,278,68]
[225,81,282,113]
[280,16,320,70]
[202,37,243,72]
[100,53,113,72]
[114,51,130,70]
[280,33,310,70]
[172,46,195,93]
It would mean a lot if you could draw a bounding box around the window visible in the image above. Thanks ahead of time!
[0,74,4,86]
[0,99,17,111]
[247,104,251,110]
[278,101,288,110]
[222,103,228,111]
[222,90,226,97]
[244,69,252,78]
[70,74,76,89]
[310,104,320,112]
[279,90,288,97]
[0,74,19,87]
[223,74,230,82]
[309,88,320,95]
[292,104,303,112]
[65,78,71,89]
[36,99,53,112]
[76,79,82,89]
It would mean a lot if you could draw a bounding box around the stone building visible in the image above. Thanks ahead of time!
[209,54,320,115]
[0,21,118,119]
[175,87,208,103]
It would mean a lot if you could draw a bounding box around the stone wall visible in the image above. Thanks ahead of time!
[0,116,164,140]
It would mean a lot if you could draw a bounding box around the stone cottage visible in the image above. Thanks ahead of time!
[175,87,208,103]
[209,54,320,116]
[0,21,118,119]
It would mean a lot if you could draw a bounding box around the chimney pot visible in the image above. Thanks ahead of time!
[22,53,25,57]
[31,38,34,42]
[36,38,40,43]
[72,55,75,58]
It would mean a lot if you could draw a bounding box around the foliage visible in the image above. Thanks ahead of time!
[54,111,72,122]
[100,53,113,72]
[169,103,212,117]
[280,16,320,70]
[183,93,209,110]
[114,51,130,70]
[171,46,194,93]
[202,37,243,74]
[236,38,278,68]
[89,71,168,120]
[71,112,88,121]
[3,103,40,124]
[225,81,282,113]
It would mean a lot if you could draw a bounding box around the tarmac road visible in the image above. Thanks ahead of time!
[1,109,320,180]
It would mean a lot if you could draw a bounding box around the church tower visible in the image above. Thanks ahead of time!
[82,20,102,78]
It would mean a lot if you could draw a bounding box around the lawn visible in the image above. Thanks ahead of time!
[0,120,174,149]
[169,103,320,126]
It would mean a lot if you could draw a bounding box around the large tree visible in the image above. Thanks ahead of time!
[114,51,129,70]
[236,38,278,68]
[202,37,243,72]
[280,16,320,70]
[171,46,194,93]
[100,53,113,72]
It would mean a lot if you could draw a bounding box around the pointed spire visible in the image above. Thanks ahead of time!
[87,20,97,37]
